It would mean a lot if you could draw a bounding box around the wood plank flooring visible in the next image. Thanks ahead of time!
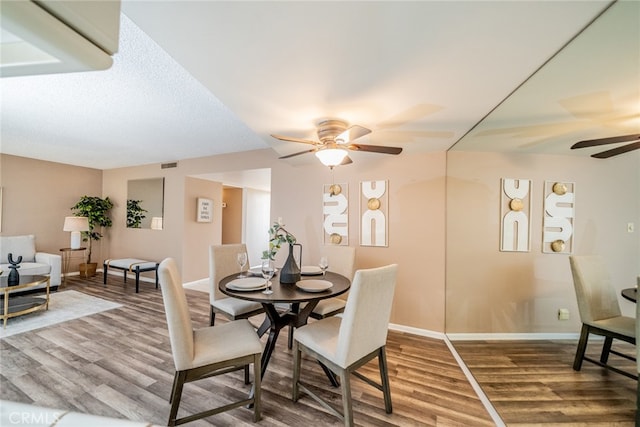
[453,339,638,426]
[2,274,638,425]
[1,274,494,426]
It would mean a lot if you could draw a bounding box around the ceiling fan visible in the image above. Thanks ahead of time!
[272,119,402,167]
[570,133,640,158]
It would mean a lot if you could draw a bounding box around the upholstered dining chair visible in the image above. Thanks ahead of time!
[292,264,398,426]
[636,295,639,423]
[158,258,263,426]
[287,245,357,349]
[569,255,636,379]
[209,244,264,326]
[310,245,356,320]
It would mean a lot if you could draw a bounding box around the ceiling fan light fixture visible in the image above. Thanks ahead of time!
[315,147,348,167]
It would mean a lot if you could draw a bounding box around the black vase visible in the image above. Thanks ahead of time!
[8,267,20,286]
[7,253,21,286]
[279,243,301,284]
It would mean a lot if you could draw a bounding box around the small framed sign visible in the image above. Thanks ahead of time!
[197,198,213,222]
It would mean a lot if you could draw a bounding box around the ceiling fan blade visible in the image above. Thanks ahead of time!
[278,148,317,159]
[340,155,353,165]
[336,125,371,143]
[271,134,318,145]
[348,144,402,155]
[591,141,640,159]
[571,133,640,149]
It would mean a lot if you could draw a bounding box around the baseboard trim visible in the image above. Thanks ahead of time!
[388,323,445,340]
[447,332,581,341]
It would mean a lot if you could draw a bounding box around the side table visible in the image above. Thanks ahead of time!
[59,247,87,284]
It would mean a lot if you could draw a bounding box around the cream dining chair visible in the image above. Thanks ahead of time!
[287,245,357,349]
[209,244,264,326]
[569,255,636,379]
[292,264,398,426]
[158,258,263,426]
[310,245,356,320]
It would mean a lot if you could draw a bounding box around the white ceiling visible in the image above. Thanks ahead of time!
[1,0,638,172]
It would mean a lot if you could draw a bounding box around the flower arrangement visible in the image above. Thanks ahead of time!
[262,219,296,260]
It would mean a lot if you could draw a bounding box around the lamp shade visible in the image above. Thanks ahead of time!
[63,216,89,232]
[63,216,89,249]
[315,148,348,167]
[150,217,163,230]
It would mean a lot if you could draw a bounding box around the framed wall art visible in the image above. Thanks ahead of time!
[196,197,213,223]
[360,180,388,247]
[542,181,575,254]
[323,183,348,245]
[500,178,531,252]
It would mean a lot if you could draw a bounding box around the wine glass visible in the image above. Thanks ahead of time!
[319,256,329,278]
[237,252,248,278]
[261,259,275,294]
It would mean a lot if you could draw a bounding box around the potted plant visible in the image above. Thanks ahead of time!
[262,219,300,284]
[71,195,114,277]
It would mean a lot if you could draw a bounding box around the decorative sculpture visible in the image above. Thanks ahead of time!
[7,253,22,286]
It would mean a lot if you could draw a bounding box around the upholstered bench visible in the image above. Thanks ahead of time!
[103,258,159,293]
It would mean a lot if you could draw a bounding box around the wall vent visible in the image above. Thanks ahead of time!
[161,162,178,169]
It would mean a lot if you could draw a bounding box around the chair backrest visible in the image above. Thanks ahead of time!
[209,243,248,303]
[336,264,398,367]
[321,245,356,280]
[569,255,621,324]
[636,296,640,375]
[158,258,194,371]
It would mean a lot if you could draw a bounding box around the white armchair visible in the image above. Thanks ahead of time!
[0,235,61,288]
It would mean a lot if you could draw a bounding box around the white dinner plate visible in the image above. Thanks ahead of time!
[226,277,267,291]
[301,265,323,276]
[296,279,333,293]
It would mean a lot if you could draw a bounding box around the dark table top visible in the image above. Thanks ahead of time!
[219,270,350,304]
[621,288,637,303]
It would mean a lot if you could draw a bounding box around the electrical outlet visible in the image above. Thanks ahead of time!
[628,222,635,233]
[558,308,570,320]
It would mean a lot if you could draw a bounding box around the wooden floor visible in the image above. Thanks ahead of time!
[1,274,637,426]
[453,340,638,426]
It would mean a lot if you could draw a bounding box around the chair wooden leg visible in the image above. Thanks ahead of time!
[253,353,262,422]
[339,369,353,427]
[292,343,302,402]
[169,371,179,404]
[168,371,186,427]
[209,306,215,326]
[573,324,590,371]
[600,336,613,364]
[244,365,250,385]
[378,347,393,414]
[288,325,294,349]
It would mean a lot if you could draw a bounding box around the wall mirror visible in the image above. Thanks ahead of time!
[127,178,164,229]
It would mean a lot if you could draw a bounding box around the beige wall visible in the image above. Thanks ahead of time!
[0,154,103,272]
[4,149,637,335]
[446,151,640,334]
[222,187,242,244]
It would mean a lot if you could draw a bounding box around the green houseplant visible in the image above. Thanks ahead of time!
[71,195,114,277]
[126,199,147,228]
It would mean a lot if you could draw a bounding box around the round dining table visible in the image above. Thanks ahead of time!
[621,287,637,303]
[219,270,350,381]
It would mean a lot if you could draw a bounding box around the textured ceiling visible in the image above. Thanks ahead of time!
[1,0,637,171]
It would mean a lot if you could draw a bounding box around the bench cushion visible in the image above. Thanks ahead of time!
[105,258,157,271]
